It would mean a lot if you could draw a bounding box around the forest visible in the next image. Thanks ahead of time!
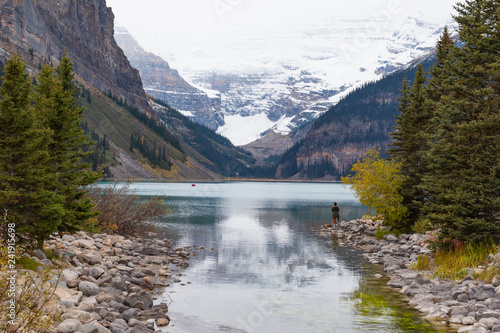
[344,0,500,248]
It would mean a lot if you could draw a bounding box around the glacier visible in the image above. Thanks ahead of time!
[115,11,456,146]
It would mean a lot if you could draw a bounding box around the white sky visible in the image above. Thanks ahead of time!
[106,0,458,72]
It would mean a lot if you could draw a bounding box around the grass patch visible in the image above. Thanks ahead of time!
[431,242,496,280]
[375,227,393,240]
[42,249,56,261]
[412,255,432,271]
[17,255,41,271]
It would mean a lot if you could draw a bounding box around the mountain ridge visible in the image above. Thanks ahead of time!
[274,55,438,180]
[114,27,224,130]
[118,15,454,148]
[0,0,248,180]
[172,16,453,147]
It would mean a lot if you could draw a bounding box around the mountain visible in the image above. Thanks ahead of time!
[0,0,148,111]
[114,28,224,130]
[0,0,252,180]
[273,55,437,181]
[145,16,454,147]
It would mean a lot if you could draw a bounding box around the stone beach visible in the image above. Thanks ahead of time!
[29,231,200,333]
[321,219,500,333]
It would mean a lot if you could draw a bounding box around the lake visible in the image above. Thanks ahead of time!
[125,181,451,333]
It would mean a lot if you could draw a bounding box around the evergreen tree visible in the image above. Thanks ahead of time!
[421,0,500,245]
[389,65,430,230]
[425,26,455,104]
[0,55,64,248]
[35,57,100,233]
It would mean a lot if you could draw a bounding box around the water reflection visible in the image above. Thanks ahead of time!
[124,182,445,332]
[343,275,451,332]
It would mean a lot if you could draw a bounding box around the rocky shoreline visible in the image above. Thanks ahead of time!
[321,219,500,333]
[29,231,199,333]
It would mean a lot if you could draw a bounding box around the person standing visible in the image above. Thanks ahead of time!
[331,202,340,225]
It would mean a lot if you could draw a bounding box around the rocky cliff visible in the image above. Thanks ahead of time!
[0,0,148,110]
[0,0,233,180]
[114,28,223,130]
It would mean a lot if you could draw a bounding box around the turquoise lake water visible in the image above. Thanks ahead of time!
[124,181,451,333]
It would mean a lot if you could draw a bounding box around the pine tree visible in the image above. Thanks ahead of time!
[421,0,500,245]
[0,55,64,248]
[35,57,100,233]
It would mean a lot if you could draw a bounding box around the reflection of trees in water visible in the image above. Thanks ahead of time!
[148,193,450,332]
[153,196,376,287]
[342,276,451,333]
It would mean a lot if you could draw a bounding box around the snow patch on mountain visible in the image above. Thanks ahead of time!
[217,113,295,146]
[217,113,275,146]
[170,15,455,146]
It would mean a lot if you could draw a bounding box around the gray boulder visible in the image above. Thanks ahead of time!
[121,308,139,322]
[126,324,155,333]
[124,294,153,310]
[33,249,48,260]
[89,266,106,279]
[61,268,80,284]
[79,253,102,265]
[79,281,100,296]
[83,321,111,333]
[56,319,83,333]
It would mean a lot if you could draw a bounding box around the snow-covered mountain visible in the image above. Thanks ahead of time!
[116,15,455,146]
[114,28,224,130]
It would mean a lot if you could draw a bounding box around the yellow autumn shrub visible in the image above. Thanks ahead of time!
[342,148,408,229]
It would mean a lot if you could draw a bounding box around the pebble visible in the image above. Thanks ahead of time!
[39,232,199,332]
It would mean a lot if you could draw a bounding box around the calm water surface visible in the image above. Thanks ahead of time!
[127,182,450,333]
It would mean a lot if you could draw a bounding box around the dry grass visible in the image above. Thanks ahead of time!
[412,255,432,271]
[0,213,62,332]
[412,242,497,281]
[432,242,495,279]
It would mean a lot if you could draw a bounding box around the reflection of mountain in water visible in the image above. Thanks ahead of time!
[157,194,371,289]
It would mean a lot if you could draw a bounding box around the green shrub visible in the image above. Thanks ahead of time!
[412,218,432,234]
[342,149,409,230]
[81,217,102,234]
[42,249,56,261]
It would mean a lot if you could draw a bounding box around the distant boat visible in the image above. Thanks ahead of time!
[192,184,196,187]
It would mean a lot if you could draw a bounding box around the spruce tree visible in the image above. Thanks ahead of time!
[425,26,455,104]
[35,57,100,233]
[0,55,64,248]
[390,65,429,230]
[421,0,500,245]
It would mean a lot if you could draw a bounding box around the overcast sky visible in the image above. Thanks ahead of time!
[106,0,458,71]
